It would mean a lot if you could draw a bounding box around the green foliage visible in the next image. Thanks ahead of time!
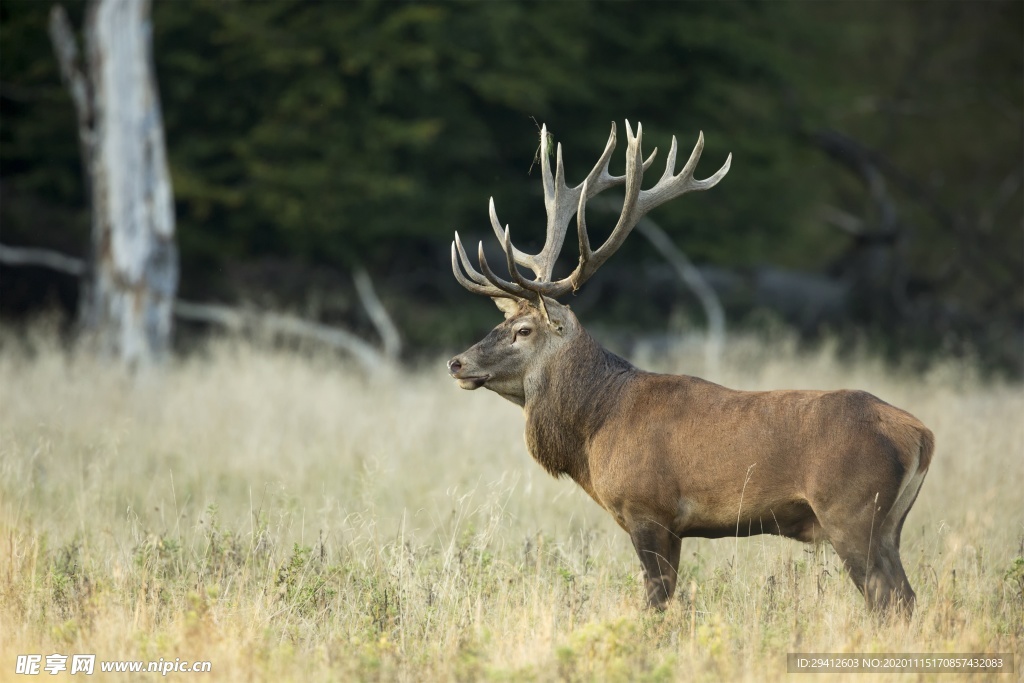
[556,616,676,682]
[135,532,184,581]
[0,1,89,252]
[49,535,87,617]
[1005,556,1024,602]
[1,1,1020,358]
[199,502,247,579]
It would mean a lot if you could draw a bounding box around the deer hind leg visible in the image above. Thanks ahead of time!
[823,493,916,619]
[629,524,682,610]
[864,448,928,616]
[872,465,928,615]
[869,542,915,616]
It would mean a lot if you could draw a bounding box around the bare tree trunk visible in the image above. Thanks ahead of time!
[49,0,177,367]
[1,244,399,373]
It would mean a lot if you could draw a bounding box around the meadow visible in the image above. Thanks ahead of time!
[1,326,1021,681]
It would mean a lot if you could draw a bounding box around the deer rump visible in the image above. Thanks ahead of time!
[447,121,933,616]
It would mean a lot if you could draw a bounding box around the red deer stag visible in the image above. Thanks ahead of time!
[447,121,933,615]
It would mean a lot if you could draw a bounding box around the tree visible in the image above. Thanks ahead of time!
[49,0,177,366]
[2,1,1019,370]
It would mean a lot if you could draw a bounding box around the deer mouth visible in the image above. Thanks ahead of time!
[456,375,490,390]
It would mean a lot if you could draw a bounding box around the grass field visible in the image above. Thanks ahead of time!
[1,327,1021,681]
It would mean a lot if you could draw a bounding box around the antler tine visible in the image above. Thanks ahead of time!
[454,232,491,287]
[451,241,508,298]
[554,141,566,192]
[678,130,703,180]
[581,121,659,198]
[540,123,555,207]
[500,226,539,291]
[680,131,732,189]
[581,119,646,271]
[476,241,533,299]
[636,130,732,216]
[657,135,680,185]
[578,122,618,196]
[570,178,594,293]
[488,198,541,277]
[531,125,577,282]
[576,178,593,263]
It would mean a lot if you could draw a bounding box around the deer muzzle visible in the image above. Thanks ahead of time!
[447,357,489,389]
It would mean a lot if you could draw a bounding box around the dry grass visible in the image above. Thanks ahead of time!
[1,327,1021,681]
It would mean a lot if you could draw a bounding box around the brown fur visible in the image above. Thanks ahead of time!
[449,300,934,615]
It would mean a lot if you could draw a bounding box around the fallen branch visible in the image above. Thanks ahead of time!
[172,301,385,372]
[0,244,86,276]
[820,205,865,236]
[353,266,401,360]
[1,243,396,371]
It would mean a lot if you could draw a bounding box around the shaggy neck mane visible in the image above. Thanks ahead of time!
[523,329,634,489]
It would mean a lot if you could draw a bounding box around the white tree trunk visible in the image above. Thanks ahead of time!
[52,0,177,366]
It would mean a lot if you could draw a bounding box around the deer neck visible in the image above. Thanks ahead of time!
[522,330,634,487]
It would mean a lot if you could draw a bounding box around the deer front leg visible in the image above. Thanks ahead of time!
[629,524,682,610]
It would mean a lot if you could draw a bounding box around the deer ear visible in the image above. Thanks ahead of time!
[538,296,566,334]
[546,311,565,335]
[492,297,521,319]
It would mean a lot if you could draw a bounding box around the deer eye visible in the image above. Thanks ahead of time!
[515,327,532,338]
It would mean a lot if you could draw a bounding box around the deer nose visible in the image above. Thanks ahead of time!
[447,358,462,376]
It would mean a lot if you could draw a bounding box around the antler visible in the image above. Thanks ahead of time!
[451,121,731,302]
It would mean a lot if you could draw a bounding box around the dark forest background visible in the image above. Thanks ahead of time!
[2,1,1021,372]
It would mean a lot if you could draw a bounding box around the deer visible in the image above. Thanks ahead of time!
[446,121,934,616]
